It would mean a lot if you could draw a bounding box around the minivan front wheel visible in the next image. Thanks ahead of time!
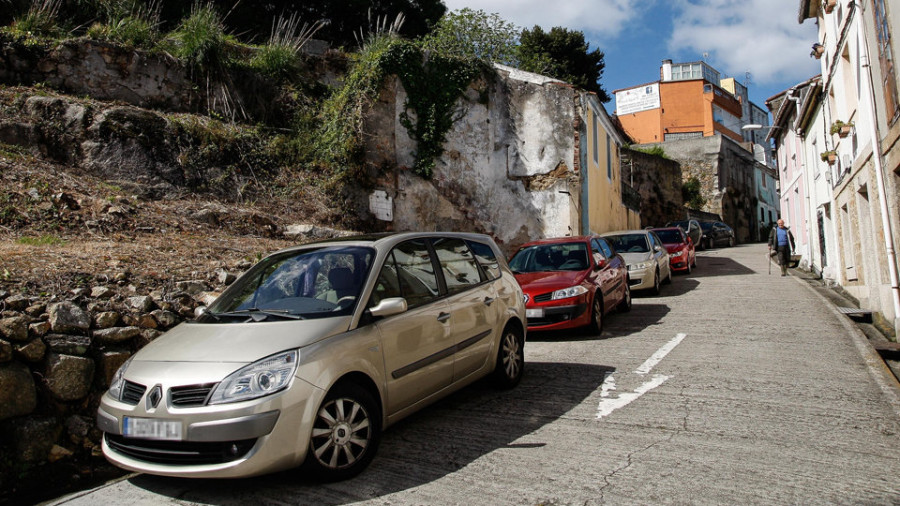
[493,326,524,389]
[304,383,381,481]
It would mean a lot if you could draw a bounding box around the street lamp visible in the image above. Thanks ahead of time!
[741,124,782,132]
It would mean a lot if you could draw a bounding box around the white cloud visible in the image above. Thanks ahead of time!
[441,0,649,37]
[668,0,820,86]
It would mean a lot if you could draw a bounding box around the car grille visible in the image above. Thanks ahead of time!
[105,434,256,465]
[170,384,215,407]
[121,381,146,405]
[533,292,553,303]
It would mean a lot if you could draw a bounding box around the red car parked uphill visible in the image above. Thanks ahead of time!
[651,227,697,274]
[508,236,631,333]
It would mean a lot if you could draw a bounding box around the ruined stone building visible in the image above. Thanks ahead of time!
[363,64,641,253]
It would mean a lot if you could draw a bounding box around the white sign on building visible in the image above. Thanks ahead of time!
[616,83,661,115]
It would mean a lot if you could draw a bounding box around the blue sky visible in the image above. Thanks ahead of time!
[442,0,822,118]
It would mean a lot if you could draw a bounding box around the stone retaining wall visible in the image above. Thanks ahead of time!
[0,269,242,493]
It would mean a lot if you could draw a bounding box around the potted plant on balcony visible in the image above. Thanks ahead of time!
[812,43,825,59]
[820,150,837,165]
[830,120,854,137]
[825,0,837,14]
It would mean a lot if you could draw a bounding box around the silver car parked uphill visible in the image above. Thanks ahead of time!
[97,232,526,480]
[600,230,672,295]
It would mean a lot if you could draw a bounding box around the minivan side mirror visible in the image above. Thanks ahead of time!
[369,297,408,318]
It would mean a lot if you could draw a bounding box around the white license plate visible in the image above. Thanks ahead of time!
[526,308,544,318]
[123,417,183,440]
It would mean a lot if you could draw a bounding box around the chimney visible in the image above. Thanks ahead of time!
[661,59,673,81]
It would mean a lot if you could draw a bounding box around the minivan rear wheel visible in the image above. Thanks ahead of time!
[493,326,524,389]
[304,383,381,481]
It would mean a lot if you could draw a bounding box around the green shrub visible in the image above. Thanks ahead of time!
[314,34,395,177]
[250,14,323,81]
[632,145,667,158]
[87,15,157,47]
[85,0,160,47]
[166,3,230,68]
[3,0,63,39]
[682,177,706,210]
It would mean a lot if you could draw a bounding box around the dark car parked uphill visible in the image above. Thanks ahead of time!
[698,221,735,249]
[666,219,702,250]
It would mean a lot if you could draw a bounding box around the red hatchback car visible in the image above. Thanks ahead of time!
[508,236,631,333]
[651,227,697,274]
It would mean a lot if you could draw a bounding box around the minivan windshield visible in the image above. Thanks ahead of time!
[509,242,589,273]
[202,246,374,322]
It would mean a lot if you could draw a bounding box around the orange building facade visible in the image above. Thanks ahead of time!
[614,61,747,145]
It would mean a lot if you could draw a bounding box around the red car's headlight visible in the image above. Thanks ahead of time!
[551,285,588,300]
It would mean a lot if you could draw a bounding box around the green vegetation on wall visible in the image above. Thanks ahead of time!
[682,176,706,210]
[314,37,484,180]
[381,41,484,178]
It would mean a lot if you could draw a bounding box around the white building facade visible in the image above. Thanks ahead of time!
[792,0,900,334]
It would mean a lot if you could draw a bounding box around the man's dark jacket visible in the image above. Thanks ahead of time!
[768,226,795,252]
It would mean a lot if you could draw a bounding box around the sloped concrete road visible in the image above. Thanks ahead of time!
[52,243,900,505]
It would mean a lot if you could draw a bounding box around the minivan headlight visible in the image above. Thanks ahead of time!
[108,355,134,401]
[209,350,299,404]
[551,285,588,300]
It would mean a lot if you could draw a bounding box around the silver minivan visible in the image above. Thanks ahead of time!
[97,232,526,480]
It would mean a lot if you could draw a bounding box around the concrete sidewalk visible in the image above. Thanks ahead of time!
[774,248,900,417]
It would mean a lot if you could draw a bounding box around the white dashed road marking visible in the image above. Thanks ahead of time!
[597,333,687,419]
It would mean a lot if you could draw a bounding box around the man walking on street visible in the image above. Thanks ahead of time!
[768,219,795,276]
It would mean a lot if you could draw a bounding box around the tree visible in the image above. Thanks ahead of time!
[518,26,610,102]
[421,8,520,65]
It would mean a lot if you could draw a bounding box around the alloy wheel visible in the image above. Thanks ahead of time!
[310,396,372,470]
[501,330,522,380]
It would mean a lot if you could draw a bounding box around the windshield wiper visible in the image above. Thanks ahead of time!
[213,308,305,320]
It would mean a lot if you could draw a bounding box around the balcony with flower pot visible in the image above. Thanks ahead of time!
[825,0,837,14]
[830,120,853,137]
[820,150,837,165]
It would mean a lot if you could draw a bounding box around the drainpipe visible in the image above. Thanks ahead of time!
[855,0,900,328]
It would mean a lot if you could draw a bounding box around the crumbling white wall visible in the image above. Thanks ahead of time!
[379,66,580,252]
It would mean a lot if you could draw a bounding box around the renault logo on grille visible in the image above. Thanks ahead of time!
[147,385,163,409]
[523,293,530,304]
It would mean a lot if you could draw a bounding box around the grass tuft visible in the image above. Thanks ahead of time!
[3,0,63,39]
[17,234,66,246]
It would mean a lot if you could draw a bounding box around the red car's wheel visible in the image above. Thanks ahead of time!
[588,293,603,334]
[617,282,632,313]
